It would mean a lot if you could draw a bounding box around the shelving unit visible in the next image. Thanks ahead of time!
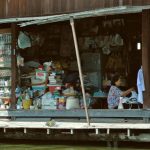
[0,32,11,100]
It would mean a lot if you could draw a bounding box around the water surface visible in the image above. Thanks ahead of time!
[0,141,149,150]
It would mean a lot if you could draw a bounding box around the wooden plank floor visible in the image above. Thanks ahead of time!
[0,121,150,129]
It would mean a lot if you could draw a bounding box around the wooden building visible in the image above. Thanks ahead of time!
[0,0,150,121]
[0,0,150,144]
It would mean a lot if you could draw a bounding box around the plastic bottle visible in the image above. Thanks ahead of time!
[23,92,31,109]
[17,96,22,109]
[118,97,124,109]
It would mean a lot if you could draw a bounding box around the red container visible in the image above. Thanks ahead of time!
[48,85,61,93]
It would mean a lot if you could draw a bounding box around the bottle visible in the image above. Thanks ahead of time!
[17,96,22,109]
[23,92,31,109]
[25,92,30,100]
[118,97,124,109]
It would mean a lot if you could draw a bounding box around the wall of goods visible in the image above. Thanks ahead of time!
[0,30,11,109]
[0,14,142,110]
[16,23,89,111]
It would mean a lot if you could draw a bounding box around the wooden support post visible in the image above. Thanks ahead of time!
[95,128,99,135]
[3,128,6,133]
[24,128,27,134]
[47,129,50,134]
[70,129,74,135]
[127,129,130,137]
[142,9,150,108]
[107,128,110,135]
[10,23,17,110]
[70,17,90,126]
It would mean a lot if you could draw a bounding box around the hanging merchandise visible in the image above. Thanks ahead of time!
[30,32,44,46]
[110,35,117,46]
[114,34,124,46]
[18,31,31,49]
[17,54,24,67]
[102,44,111,55]
[95,36,104,48]
[105,52,125,72]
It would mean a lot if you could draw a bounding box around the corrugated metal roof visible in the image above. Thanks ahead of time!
[0,5,150,26]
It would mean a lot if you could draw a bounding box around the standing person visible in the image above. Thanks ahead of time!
[107,75,134,109]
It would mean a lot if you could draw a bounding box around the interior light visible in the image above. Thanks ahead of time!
[137,42,141,50]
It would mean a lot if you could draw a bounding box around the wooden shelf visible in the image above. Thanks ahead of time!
[0,67,11,69]
[0,96,10,99]
[0,76,11,78]
[0,86,11,88]
[4,42,11,44]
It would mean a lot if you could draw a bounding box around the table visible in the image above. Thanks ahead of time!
[92,96,108,109]
[123,102,142,109]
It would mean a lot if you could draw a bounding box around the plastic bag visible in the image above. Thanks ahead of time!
[18,31,31,49]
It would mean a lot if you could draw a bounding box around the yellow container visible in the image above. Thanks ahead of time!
[23,99,32,109]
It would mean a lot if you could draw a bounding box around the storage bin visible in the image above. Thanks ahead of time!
[66,96,80,110]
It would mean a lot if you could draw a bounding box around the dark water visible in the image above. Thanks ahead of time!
[0,145,147,150]
[0,144,149,150]
[0,141,149,150]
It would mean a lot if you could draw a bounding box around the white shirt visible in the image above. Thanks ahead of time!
[137,67,145,104]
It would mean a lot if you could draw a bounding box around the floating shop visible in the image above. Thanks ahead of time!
[0,0,150,144]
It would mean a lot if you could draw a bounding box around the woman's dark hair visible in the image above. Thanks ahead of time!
[111,74,120,85]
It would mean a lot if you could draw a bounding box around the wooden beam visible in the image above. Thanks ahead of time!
[10,23,17,109]
[18,6,150,27]
[0,121,150,129]
[0,109,150,118]
[142,9,150,108]
[70,17,90,126]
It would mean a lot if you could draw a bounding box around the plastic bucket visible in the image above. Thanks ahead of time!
[23,99,32,109]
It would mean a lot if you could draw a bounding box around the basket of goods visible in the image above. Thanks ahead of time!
[62,86,77,97]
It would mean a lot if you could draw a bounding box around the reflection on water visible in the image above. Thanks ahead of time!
[0,141,149,150]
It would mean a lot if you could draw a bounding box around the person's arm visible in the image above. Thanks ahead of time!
[121,88,134,97]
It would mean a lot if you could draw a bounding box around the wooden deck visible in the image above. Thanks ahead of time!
[0,121,150,130]
[0,120,150,142]
[0,109,150,142]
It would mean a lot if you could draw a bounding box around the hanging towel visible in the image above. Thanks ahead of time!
[137,67,145,104]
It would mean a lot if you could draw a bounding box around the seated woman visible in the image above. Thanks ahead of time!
[107,75,134,109]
